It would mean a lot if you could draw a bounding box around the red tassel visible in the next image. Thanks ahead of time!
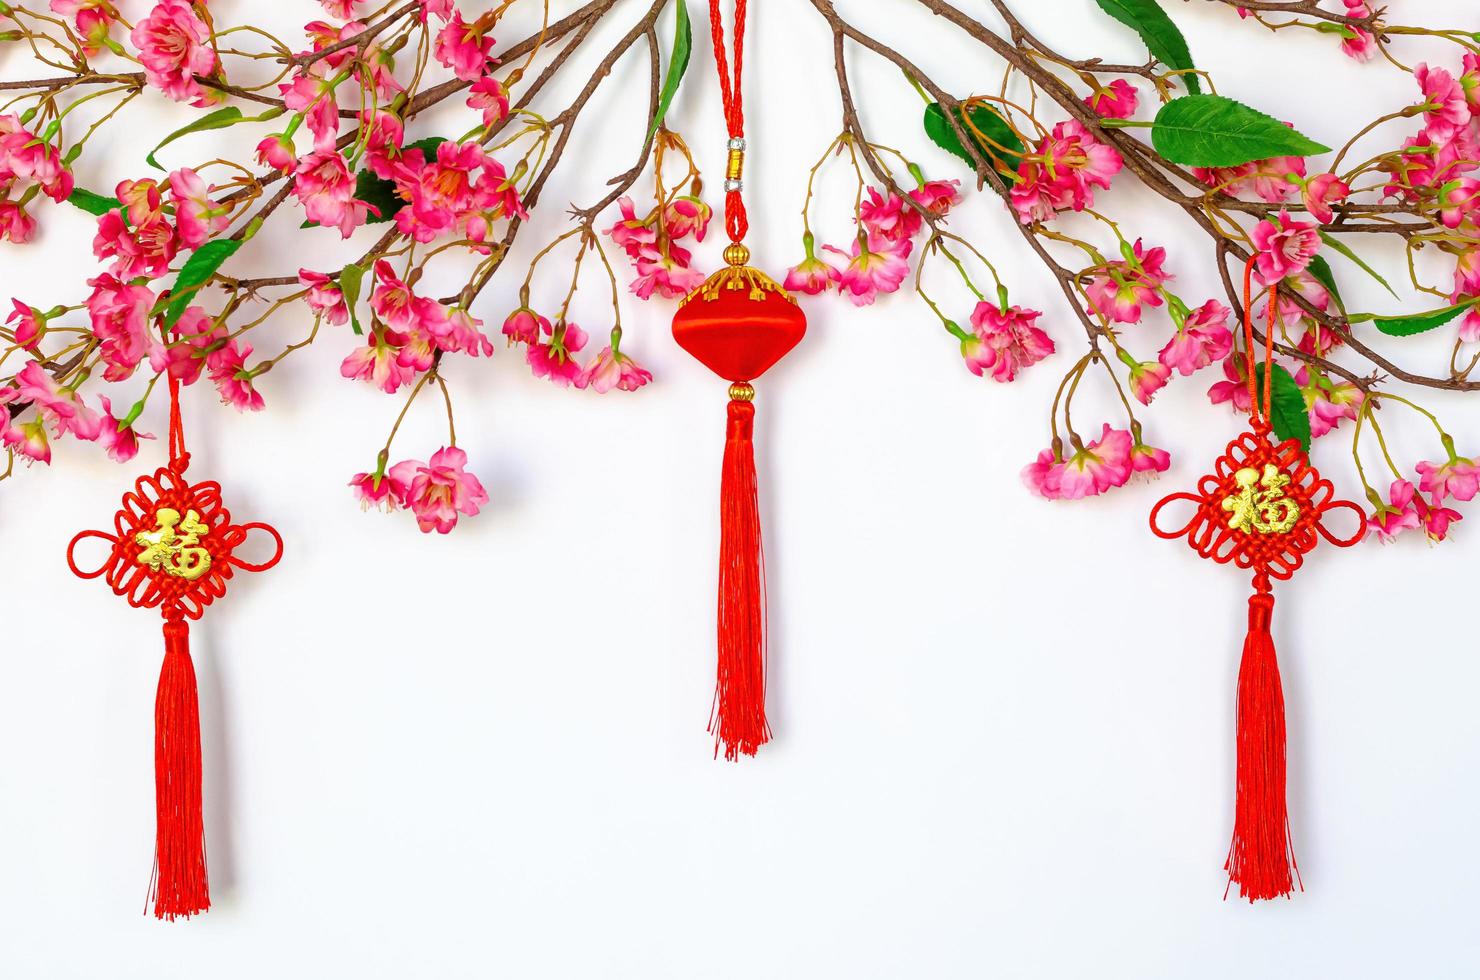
[152,616,210,920]
[1226,590,1299,901]
[712,390,769,760]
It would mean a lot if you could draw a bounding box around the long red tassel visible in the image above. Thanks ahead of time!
[152,616,210,920]
[711,389,769,760]
[1225,590,1299,901]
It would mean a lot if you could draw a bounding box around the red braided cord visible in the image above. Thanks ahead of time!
[1240,257,1277,426]
[709,0,749,242]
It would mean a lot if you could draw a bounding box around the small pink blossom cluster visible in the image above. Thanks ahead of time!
[783,180,960,307]
[959,302,1054,383]
[1368,451,1477,544]
[350,446,489,534]
[1233,1,1375,60]
[499,309,652,393]
[1022,424,1169,500]
[379,140,527,248]
[1386,57,1480,343]
[93,169,228,279]
[0,359,150,465]
[1087,239,1170,324]
[1193,147,1348,223]
[0,113,74,242]
[605,195,711,300]
[335,261,493,394]
[48,0,123,57]
[1010,121,1123,225]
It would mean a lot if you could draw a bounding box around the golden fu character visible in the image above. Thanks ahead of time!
[134,507,213,581]
[1221,464,1300,534]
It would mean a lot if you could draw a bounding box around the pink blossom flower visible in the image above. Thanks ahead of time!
[1295,366,1364,439]
[368,260,421,332]
[2,418,51,464]
[341,334,417,393]
[255,134,297,174]
[1085,79,1138,119]
[0,200,37,243]
[604,196,657,257]
[1341,28,1377,62]
[823,237,911,307]
[207,341,264,411]
[349,468,407,511]
[1010,120,1123,224]
[93,208,178,279]
[1417,455,1479,503]
[908,179,961,217]
[1191,152,1305,204]
[96,395,152,463]
[1418,493,1463,541]
[1022,447,1066,499]
[663,196,711,241]
[1251,210,1320,285]
[1085,240,1170,324]
[1301,173,1350,224]
[394,139,486,242]
[434,11,495,81]
[1130,440,1170,476]
[967,302,1054,382]
[169,167,227,248]
[294,149,372,237]
[471,157,527,221]
[1208,352,1253,413]
[7,300,45,350]
[859,187,921,244]
[149,305,224,384]
[86,273,155,381]
[1158,299,1232,375]
[527,320,587,386]
[130,0,217,105]
[628,243,704,300]
[1415,63,1471,142]
[1367,480,1422,542]
[575,342,653,393]
[299,269,349,325]
[279,70,340,152]
[318,0,363,19]
[501,308,545,346]
[783,250,839,295]
[1126,357,1171,405]
[1438,178,1480,231]
[0,116,73,202]
[14,360,100,440]
[468,77,510,127]
[1048,424,1133,500]
[959,333,996,378]
[387,446,489,534]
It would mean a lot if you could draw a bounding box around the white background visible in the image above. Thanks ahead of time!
[2,1,1478,977]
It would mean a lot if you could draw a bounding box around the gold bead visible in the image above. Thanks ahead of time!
[728,382,755,402]
[723,242,751,267]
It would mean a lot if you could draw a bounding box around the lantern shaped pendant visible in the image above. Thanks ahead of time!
[672,243,806,760]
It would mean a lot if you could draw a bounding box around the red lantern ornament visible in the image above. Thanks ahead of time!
[66,375,282,919]
[1150,260,1363,901]
[672,0,806,760]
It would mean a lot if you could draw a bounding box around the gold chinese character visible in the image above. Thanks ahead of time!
[135,507,212,580]
[1221,464,1300,535]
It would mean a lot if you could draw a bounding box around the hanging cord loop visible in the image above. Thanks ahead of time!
[1240,256,1278,431]
[708,0,749,243]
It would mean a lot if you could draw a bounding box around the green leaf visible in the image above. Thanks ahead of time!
[65,186,119,216]
[1255,362,1311,454]
[1151,95,1329,167]
[1370,301,1473,337]
[923,102,1025,181]
[1304,254,1344,313]
[163,238,242,327]
[1093,0,1200,94]
[648,0,691,139]
[146,106,243,171]
[339,261,366,336]
[1318,231,1398,299]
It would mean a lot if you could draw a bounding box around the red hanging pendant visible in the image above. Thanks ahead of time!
[674,244,805,760]
[65,376,282,919]
[1150,262,1363,901]
[674,0,806,759]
